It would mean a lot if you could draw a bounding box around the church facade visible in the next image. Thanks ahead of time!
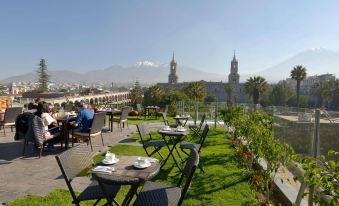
[158,52,248,103]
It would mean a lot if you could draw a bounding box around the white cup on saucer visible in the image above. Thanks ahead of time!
[105,152,115,162]
[137,157,148,166]
[164,125,170,130]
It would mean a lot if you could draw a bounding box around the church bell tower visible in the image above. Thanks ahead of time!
[168,52,178,84]
[228,50,240,103]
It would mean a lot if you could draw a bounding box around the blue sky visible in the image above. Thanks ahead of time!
[1,0,339,78]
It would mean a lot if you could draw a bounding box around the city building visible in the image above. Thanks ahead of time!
[159,52,248,103]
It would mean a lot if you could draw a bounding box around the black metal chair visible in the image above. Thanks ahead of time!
[72,112,106,151]
[55,144,120,206]
[188,114,206,140]
[136,123,165,162]
[132,148,199,206]
[0,107,22,135]
[157,105,169,118]
[112,106,130,131]
[161,113,177,128]
[180,124,209,173]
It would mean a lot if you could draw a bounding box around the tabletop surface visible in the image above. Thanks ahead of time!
[145,106,159,109]
[158,128,189,136]
[92,155,160,184]
[174,116,190,119]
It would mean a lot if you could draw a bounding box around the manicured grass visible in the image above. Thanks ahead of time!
[126,116,175,125]
[8,128,258,206]
[105,115,175,125]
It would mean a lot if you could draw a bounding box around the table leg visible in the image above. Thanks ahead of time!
[161,134,183,171]
[110,114,113,132]
[63,122,69,150]
[122,184,139,206]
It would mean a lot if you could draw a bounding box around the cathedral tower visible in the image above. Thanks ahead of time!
[168,52,178,84]
[228,51,240,103]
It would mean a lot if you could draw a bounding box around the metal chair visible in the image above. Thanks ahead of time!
[136,123,165,162]
[72,112,106,151]
[157,105,169,118]
[161,113,177,128]
[0,107,22,135]
[132,148,199,206]
[180,124,209,173]
[55,144,120,206]
[112,106,130,131]
[188,114,206,140]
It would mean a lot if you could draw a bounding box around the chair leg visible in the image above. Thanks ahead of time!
[22,138,27,156]
[89,136,93,151]
[101,133,104,146]
[39,145,43,158]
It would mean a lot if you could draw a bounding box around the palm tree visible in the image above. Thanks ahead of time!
[290,65,307,108]
[244,76,268,104]
[144,85,165,106]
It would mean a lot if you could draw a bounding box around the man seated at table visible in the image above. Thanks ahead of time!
[72,102,94,141]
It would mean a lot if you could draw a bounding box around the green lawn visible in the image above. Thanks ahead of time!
[8,128,258,206]
[105,115,175,125]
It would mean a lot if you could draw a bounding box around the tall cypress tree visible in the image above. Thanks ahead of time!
[36,58,50,92]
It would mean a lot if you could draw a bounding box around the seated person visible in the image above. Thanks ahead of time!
[36,103,61,149]
[72,103,94,140]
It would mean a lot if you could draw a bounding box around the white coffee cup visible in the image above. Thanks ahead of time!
[164,125,170,130]
[105,152,115,162]
[137,157,147,166]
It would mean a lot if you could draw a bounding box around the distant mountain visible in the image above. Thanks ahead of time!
[255,48,339,83]
[0,61,225,84]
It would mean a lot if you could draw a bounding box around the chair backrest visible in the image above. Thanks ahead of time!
[90,112,106,134]
[164,105,169,113]
[161,113,169,126]
[136,123,148,144]
[4,107,22,123]
[55,144,93,201]
[177,149,199,206]
[198,124,210,152]
[120,106,130,121]
[32,115,45,146]
[198,114,206,129]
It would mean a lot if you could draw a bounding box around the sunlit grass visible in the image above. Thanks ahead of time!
[8,128,258,206]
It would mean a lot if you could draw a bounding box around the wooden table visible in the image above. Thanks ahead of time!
[144,106,159,119]
[92,155,160,206]
[158,128,189,171]
[57,115,77,150]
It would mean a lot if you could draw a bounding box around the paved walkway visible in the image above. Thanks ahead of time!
[0,123,159,204]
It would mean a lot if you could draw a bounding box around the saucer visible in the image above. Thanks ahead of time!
[133,161,151,169]
[102,158,119,165]
[162,127,171,131]
[176,128,186,132]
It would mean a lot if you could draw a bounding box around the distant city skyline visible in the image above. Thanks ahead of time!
[1,0,339,79]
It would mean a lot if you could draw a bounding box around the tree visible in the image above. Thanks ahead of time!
[36,58,50,93]
[310,81,329,107]
[0,84,7,95]
[290,65,307,108]
[269,80,295,106]
[129,80,144,108]
[244,76,268,104]
[184,81,206,102]
[143,85,165,106]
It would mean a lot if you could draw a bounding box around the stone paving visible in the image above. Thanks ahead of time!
[0,123,165,205]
